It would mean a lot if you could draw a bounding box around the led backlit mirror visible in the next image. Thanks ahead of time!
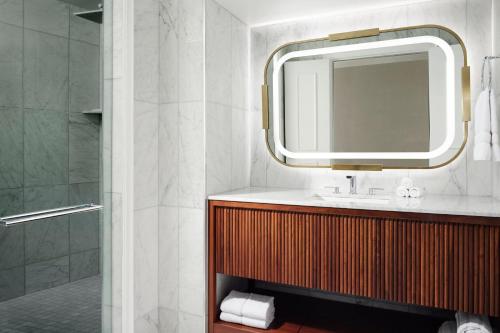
[262,26,470,170]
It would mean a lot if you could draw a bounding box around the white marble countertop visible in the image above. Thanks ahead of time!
[208,187,500,218]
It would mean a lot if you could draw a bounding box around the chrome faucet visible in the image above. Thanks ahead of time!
[346,176,357,195]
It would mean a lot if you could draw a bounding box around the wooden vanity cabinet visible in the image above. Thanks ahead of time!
[208,200,500,332]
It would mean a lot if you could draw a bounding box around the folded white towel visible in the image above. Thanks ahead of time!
[439,321,457,333]
[408,187,422,198]
[220,312,273,329]
[474,90,494,161]
[220,291,275,321]
[220,290,248,316]
[400,177,413,188]
[242,293,275,321]
[396,186,409,198]
[456,311,492,333]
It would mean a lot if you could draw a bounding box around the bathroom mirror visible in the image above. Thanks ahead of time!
[262,26,470,170]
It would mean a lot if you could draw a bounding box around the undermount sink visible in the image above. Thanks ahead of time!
[313,193,391,205]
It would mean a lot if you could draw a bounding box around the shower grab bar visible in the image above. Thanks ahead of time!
[0,204,103,227]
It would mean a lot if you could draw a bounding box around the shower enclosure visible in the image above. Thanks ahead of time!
[0,0,112,331]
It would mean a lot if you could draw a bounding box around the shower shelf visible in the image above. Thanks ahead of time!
[82,108,102,115]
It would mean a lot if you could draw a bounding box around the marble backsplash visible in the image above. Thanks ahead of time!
[249,0,498,198]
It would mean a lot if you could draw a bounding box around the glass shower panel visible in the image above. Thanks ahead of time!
[0,0,109,332]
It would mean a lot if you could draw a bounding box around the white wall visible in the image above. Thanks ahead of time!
[250,0,494,197]
[493,0,500,199]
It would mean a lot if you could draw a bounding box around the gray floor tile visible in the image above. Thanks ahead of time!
[0,276,101,332]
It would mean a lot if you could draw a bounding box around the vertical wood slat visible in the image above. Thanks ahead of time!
[213,206,500,317]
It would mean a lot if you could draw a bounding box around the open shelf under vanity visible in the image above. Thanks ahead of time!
[214,288,453,333]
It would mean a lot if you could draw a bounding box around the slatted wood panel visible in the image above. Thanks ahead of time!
[213,206,500,317]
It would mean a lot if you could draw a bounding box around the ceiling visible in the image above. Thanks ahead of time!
[214,0,435,27]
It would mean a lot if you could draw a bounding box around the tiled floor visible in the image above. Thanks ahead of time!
[0,276,101,333]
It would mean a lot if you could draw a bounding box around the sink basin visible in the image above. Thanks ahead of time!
[313,193,391,205]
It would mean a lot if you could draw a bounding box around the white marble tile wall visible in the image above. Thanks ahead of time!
[134,0,160,331]
[249,0,496,197]
[158,0,207,331]
[493,1,500,200]
[206,0,251,195]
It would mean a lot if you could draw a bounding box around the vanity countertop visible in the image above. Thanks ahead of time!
[208,187,500,218]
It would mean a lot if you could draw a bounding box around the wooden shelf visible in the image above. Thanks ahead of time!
[213,289,453,333]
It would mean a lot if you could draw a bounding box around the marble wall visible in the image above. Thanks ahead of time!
[0,0,101,302]
[249,0,495,197]
[493,1,500,200]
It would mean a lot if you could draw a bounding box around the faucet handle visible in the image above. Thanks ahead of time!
[325,186,341,194]
[368,187,384,195]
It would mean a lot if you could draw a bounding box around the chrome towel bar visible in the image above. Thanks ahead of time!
[0,204,103,227]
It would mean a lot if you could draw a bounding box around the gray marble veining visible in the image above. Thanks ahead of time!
[69,113,100,183]
[70,40,100,113]
[0,188,23,216]
[0,23,22,108]
[24,30,69,112]
[0,0,23,27]
[0,108,23,189]
[0,266,25,302]
[25,256,70,294]
[24,110,69,186]
[0,225,24,271]
[24,0,70,37]
[70,249,99,281]
[24,185,69,264]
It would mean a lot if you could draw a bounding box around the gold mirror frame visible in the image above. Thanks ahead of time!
[261,25,470,171]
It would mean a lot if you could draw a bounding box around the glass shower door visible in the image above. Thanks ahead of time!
[0,0,110,332]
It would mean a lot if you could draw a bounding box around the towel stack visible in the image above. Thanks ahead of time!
[438,311,492,333]
[220,291,275,329]
[396,177,423,198]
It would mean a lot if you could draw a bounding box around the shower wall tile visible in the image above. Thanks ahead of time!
[0,188,23,216]
[0,23,22,108]
[0,108,23,189]
[0,225,24,270]
[24,184,69,264]
[159,0,179,104]
[70,249,99,281]
[69,182,100,252]
[178,102,204,208]
[24,30,69,112]
[134,207,159,319]
[69,113,100,183]
[231,17,249,111]
[159,104,179,207]
[206,102,232,195]
[159,307,178,333]
[70,40,100,113]
[178,312,204,333]
[70,5,101,45]
[231,109,250,189]
[0,0,23,27]
[26,256,70,294]
[158,206,179,311]
[178,41,203,102]
[134,101,159,210]
[0,266,25,302]
[205,0,232,106]
[178,207,205,316]
[24,0,70,37]
[24,110,68,186]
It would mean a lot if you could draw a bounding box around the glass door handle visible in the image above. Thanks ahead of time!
[0,204,103,227]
